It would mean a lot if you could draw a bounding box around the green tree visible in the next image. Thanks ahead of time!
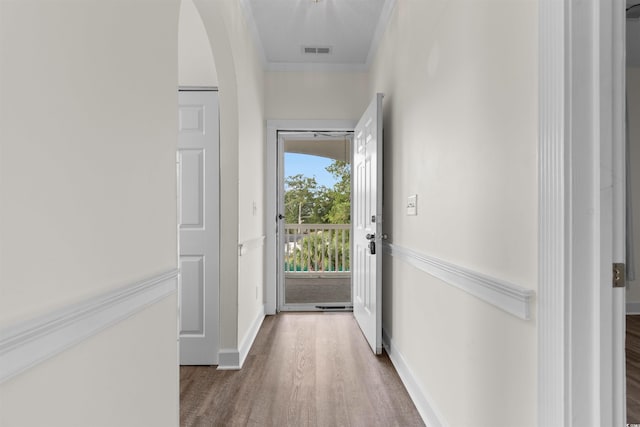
[285,230,350,272]
[283,160,351,225]
[283,159,352,272]
[324,160,351,224]
[284,175,328,224]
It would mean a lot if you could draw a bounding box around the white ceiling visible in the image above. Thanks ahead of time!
[240,0,640,70]
[241,0,396,71]
[283,132,352,161]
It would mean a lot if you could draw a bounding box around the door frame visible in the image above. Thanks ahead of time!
[538,0,626,425]
[276,130,354,312]
[266,120,356,315]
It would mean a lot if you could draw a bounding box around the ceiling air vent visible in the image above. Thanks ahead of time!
[302,46,332,55]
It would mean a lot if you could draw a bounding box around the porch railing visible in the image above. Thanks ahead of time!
[284,224,350,274]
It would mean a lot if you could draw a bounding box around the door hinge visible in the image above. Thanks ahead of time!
[613,263,626,288]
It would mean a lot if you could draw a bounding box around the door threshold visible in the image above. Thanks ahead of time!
[315,305,353,311]
[278,303,353,312]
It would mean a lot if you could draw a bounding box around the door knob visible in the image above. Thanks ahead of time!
[366,233,375,240]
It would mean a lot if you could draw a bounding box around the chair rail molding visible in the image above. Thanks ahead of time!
[238,235,265,256]
[384,243,534,320]
[0,269,178,384]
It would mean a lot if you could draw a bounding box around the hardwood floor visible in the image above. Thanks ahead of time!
[180,313,425,427]
[628,315,640,422]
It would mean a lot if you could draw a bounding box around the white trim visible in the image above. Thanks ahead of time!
[266,120,357,315]
[238,305,265,367]
[0,269,178,384]
[627,302,640,315]
[178,86,219,92]
[364,0,396,68]
[238,235,265,256]
[265,62,368,72]
[216,349,240,370]
[217,305,265,370]
[382,329,447,427]
[538,0,567,424]
[538,0,627,424]
[284,272,350,279]
[267,119,357,132]
[384,243,534,320]
[610,1,628,424]
[265,121,278,315]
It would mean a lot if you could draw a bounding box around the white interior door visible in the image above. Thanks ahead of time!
[178,90,219,365]
[353,93,383,355]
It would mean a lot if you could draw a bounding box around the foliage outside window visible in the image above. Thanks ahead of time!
[284,160,351,272]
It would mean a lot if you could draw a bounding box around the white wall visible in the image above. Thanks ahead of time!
[194,0,266,355]
[230,1,266,345]
[265,71,369,120]
[0,0,178,326]
[0,0,179,425]
[369,1,538,426]
[179,0,218,87]
[0,296,178,427]
[627,67,640,307]
[192,0,240,352]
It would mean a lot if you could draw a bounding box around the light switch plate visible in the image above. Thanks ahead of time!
[407,194,417,216]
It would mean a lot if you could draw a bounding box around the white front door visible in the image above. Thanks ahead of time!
[353,93,384,355]
[178,90,219,365]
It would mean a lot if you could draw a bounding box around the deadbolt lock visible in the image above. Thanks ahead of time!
[613,263,626,288]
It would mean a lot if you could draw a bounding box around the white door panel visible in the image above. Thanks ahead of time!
[179,149,205,228]
[180,256,204,334]
[353,93,383,355]
[178,90,219,365]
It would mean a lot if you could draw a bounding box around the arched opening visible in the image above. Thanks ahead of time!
[178,0,218,88]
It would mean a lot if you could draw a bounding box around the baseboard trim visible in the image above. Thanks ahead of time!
[627,302,640,315]
[217,305,265,371]
[217,349,240,369]
[239,305,265,367]
[382,329,447,427]
[384,243,534,320]
[0,269,178,384]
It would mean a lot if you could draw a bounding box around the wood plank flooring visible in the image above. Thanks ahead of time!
[180,313,425,427]
[628,315,640,422]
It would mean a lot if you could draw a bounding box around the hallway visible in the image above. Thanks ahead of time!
[180,313,424,426]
